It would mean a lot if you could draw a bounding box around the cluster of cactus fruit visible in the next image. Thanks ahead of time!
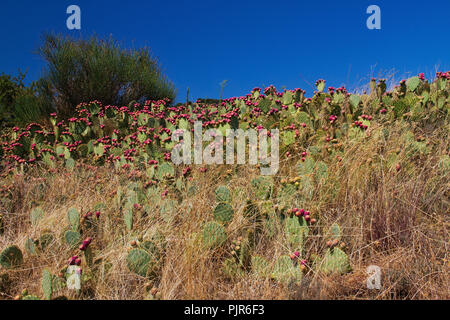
[0,73,446,176]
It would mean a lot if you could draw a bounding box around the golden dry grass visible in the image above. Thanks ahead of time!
[0,119,448,300]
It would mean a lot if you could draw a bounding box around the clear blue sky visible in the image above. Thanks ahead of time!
[1,0,449,102]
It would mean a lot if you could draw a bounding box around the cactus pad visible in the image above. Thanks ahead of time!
[0,245,23,269]
[67,208,80,231]
[202,221,227,248]
[251,176,273,200]
[215,186,231,203]
[126,248,156,277]
[30,207,44,226]
[39,232,54,251]
[64,230,81,247]
[156,162,174,179]
[297,158,315,176]
[25,238,37,255]
[272,255,302,284]
[251,255,270,278]
[41,269,52,300]
[285,216,309,252]
[319,247,351,274]
[213,203,234,224]
[407,77,420,92]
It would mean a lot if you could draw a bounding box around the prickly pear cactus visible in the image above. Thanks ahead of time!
[315,160,328,181]
[407,77,420,92]
[67,208,80,231]
[328,223,342,240]
[156,162,174,180]
[25,238,37,255]
[297,158,315,176]
[39,232,54,251]
[126,248,156,277]
[222,258,245,279]
[41,269,52,300]
[251,176,273,200]
[285,216,309,252]
[0,245,23,269]
[140,240,163,262]
[251,255,270,278]
[30,207,44,226]
[213,203,234,224]
[124,206,133,231]
[319,247,351,274]
[272,255,302,284]
[64,230,81,247]
[215,186,231,203]
[349,95,361,110]
[202,221,227,248]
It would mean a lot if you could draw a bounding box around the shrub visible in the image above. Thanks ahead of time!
[0,72,52,126]
[38,33,176,117]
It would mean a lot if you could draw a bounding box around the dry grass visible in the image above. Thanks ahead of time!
[0,119,448,300]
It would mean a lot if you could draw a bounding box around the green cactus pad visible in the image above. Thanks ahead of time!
[156,162,175,179]
[281,130,296,146]
[126,248,156,277]
[213,203,234,224]
[297,158,315,176]
[251,255,270,278]
[202,221,227,248]
[296,111,312,128]
[251,176,273,200]
[39,233,54,251]
[94,143,105,156]
[0,245,23,269]
[319,247,351,274]
[67,208,80,231]
[22,295,40,300]
[285,216,309,251]
[64,230,81,247]
[140,241,163,262]
[349,95,361,109]
[124,207,133,231]
[328,223,342,240]
[30,207,44,226]
[65,157,75,170]
[215,186,231,203]
[222,258,245,279]
[315,161,328,181]
[407,77,420,92]
[41,269,52,300]
[25,238,37,255]
[272,255,302,284]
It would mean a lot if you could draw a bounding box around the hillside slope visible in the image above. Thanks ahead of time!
[0,73,449,300]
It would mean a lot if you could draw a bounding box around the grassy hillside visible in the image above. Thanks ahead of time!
[0,72,448,300]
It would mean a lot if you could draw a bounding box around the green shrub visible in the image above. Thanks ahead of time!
[38,33,176,117]
[0,72,52,126]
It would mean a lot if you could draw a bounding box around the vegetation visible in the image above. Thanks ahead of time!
[38,34,176,117]
[0,71,448,300]
[0,72,52,127]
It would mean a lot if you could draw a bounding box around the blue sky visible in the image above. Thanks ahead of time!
[0,0,449,102]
